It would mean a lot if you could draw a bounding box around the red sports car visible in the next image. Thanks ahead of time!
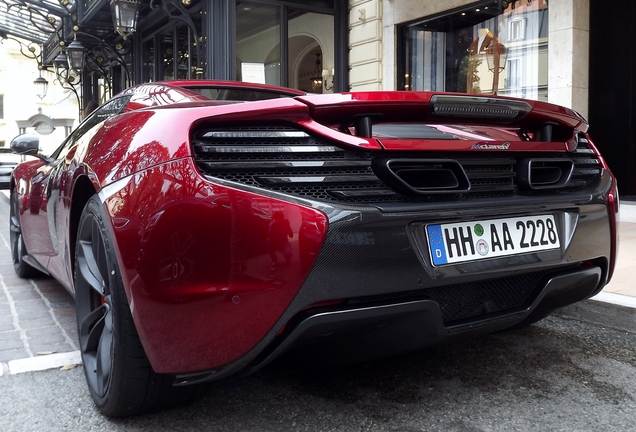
[7,80,618,417]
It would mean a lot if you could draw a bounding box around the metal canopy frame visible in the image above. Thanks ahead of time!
[0,0,65,44]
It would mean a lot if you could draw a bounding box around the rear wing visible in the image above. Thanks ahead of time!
[295,92,588,152]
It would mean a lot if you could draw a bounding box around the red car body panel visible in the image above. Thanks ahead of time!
[100,157,328,371]
[9,80,618,378]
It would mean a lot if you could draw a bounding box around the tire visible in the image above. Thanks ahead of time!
[9,191,43,278]
[75,195,204,417]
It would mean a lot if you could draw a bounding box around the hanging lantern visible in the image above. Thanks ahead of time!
[53,53,68,74]
[67,40,86,70]
[33,74,49,99]
[110,0,141,39]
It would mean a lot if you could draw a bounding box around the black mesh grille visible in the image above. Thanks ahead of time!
[347,266,576,324]
[192,125,602,204]
[423,270,547,323]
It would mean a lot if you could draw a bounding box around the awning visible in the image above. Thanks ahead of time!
[0,0,66,44]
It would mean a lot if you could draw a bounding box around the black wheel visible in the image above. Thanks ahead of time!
[75,195,203,417]
[9,191,43,278]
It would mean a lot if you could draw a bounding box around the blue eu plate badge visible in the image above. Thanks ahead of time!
[427,225,448,266]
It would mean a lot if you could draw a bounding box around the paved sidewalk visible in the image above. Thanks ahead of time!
[0,189,634,376]
[598,202,636,299]
[0,192,79,375]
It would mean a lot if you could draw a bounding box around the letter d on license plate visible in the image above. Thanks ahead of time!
[426,215,560,266]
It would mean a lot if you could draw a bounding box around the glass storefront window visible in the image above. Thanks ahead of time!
[140,2,203,82]
[288,9,334,93]
[160,30,175,80]
[142,39,155,83]
[236,2,281,85]
[235,2,334,92]
[399,0,549,101]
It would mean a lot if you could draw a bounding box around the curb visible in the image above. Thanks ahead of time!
[553,292,636,335]
[1,351,81,376]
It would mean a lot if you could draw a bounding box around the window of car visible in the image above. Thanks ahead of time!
[184,86,300,101]
[49,95,132,160]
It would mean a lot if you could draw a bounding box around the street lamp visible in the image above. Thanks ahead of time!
[110,0,142,39]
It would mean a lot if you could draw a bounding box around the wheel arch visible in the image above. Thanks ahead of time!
[69,175,98,281]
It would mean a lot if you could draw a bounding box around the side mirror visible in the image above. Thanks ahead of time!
[10,134,40,155]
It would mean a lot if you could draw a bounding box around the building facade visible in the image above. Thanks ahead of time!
[0,37,77,154]
[1,0,635,194]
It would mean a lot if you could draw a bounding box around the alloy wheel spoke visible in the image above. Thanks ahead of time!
[95,308,114,395]
[79,303,108,353]
[10,197,21,266]
[76,204,118,399]
[16,235,23,263]
[77,240,107,297]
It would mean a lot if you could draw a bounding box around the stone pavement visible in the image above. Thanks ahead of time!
[0,190,634,376]
[600,202,636,299]
[0,192,79,375]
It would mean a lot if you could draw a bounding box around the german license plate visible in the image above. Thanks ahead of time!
[426,215,560,266]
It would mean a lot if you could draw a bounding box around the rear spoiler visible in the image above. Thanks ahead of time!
[295,92,588,144]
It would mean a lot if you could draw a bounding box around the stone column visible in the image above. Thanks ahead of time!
[548,0,590,118]
[349,0,383,91]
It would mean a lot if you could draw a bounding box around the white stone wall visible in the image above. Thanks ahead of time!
[348,0,384,90]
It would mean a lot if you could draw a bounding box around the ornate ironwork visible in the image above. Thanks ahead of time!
[0,0,61,38]
[51,51,82,111]
[150,0,205,78]
[79,30,133,95]
[0,31,42,61]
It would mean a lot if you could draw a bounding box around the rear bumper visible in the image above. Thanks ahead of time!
[248,264,602,371]
[175,264,602,385]
[170,173,614,384]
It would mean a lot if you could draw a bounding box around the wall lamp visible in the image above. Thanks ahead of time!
[322,69,334,92]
